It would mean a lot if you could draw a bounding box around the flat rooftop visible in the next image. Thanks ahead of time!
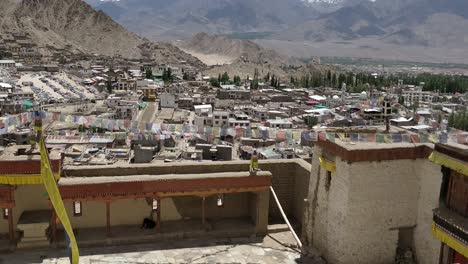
[59,171,272,185]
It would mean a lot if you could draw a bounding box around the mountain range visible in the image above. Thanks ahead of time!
[0,0,204,66]
[86,0,318,40]
[85,0,468,63]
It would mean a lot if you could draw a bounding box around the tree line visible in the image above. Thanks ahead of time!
[448,111,468,131]
[291,71,467,94]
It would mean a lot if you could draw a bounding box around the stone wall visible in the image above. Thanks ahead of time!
[303,146,442,264]
[413,159,442,264]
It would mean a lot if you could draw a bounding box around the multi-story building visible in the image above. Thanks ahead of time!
[302,130,465,264]
[212,111,229,127]
[429,144,467,264]
[227,113,251,128]
[192,94,216,106]
[114,100,139,120]
[0,82,33,115]
[217,89,251,101]
[177,97,193,110]
[402,86,436,105]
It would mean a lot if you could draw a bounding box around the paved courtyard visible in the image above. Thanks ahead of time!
[0,232,324,264]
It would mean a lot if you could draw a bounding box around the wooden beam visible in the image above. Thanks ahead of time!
[8,208,14,242]
[106,201,111,237]
[60,187,269,202]
[156,199,161,233]
[270,186,302,250]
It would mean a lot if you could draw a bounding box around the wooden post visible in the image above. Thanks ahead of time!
[8,208,14,242]
[270,186,302,250]
[51,209,57,243]
[156,199,161,233]
[201,196,206,229]
[106,201,111,237]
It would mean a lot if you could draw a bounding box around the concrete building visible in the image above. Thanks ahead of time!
[213,111,229,127]
[228,118,250,128]
[0,60,16,70]
[266,119,293,129]
[217,89,251,101]
[159,93,176,108]
[114,100,139,120]
[302,132,445,264]
[133,145,155,163]
[194,104,212,115]
[177,98,193,110]
[402,87,435,105]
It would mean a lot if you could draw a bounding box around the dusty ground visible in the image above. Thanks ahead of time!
[0,232,325,264]
[179,49,236,66]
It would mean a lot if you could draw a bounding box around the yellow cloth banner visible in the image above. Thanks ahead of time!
[40,136,79,264]
[432,223,468,258]
[319,157,336,172]
[429,151,468,176]
[0,173,60,185]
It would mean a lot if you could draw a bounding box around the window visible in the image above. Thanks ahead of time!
[440,166,450,205]
[325,171,332,191]
[73,202,82,216]
[3,208,8,219]
[217,194,224,207]
[152,199,159,212]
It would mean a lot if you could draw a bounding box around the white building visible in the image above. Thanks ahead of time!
[304,108,331,123]
[194,104,213,115]
[0,60,16,70]
[266,119,293,129]
[402,87,435,104]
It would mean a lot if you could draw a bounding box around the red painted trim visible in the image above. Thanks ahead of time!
[59,176,272,201]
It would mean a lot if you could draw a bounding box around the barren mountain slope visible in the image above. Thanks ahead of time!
[90,0,318,40]
[176,33,299,66]
[0,0,204,66]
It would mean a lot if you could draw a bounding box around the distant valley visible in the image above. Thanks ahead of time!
[85,0,468,64]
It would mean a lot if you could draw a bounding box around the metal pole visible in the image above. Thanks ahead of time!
[269,186,302,250]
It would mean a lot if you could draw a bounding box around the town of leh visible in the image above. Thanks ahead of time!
[0,0,467,263]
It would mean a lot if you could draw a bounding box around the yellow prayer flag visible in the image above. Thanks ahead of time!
[40,136,79,264]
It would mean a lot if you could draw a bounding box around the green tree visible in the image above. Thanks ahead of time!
[145,69,153,79]
[233,76,241,86]
[162,68,173,83]
[264,72,270,82]
[221,72,230,84]
[448,113,455,128]
[398,96,405,106]
[183,72,189,80]
[210,78,220,87]
[106,80,113,94]
[305,116,318,128]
